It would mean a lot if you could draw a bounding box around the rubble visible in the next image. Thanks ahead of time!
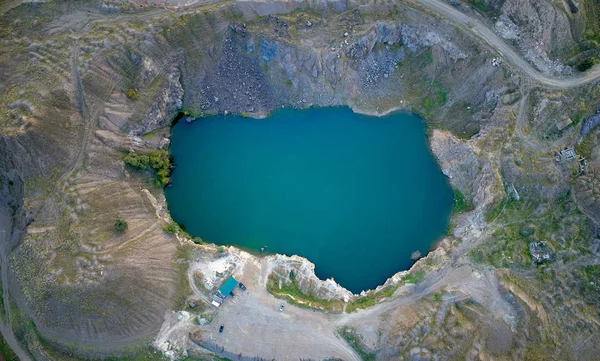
[530,241,551,264]
[555,147,576,162]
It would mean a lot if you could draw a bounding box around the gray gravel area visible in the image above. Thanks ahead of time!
[196,259,361,361]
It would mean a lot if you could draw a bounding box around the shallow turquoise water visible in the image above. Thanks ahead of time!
[165,107,453,293]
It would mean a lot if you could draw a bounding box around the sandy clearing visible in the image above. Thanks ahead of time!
[197,257,362,361]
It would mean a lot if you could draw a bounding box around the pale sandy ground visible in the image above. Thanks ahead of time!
[156,241,514,360]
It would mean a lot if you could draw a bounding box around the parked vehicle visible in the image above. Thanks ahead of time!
[238,282,247,290]
[279,304,284,312]
[219,325,224,333]
[229,291,235,297]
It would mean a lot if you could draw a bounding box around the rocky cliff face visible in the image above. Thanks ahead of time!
[493,0,575,74]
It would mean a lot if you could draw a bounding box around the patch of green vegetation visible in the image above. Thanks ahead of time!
[484,197,519,223]
[126,88,138,100]
[418,47,433,67]
[471,1,487,11]
[579,265,600,305]
[421,80,448,118]
[581,0,600,46]
[571,107,587,127]
[0,333,19,361]
[347,284,400,312]
[468,249,485,264]
[103,347,170,361]
[485,224,533,268]
[452,189,474,214]
[575,132,597,159]
[576,57,596,72]
[38,333,171,361]
[123,149,171,187]
[163,222,179,235]
[181,110,203,120]
[446,221,456,236]
[114,219,128,233]
[402,271,425,284]
[436,100,479,139]
[173,246,193,309]
[10,297,41,359]
[337,327,376,361]
[191,237,205,245]
[266,272,344,312]
[463,0,499,16]
[479,190,592,269]
[182,356,232,361]
[346,271,424,312]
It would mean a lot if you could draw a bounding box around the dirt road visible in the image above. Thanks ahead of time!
[190,250,511,360]
[411,0,600,88]
[0,206,31,361]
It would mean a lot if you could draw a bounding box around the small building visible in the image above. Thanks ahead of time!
[211,294,224,308]
[555,147,576,162]
[211,276,239,307]
[217,276,239,298]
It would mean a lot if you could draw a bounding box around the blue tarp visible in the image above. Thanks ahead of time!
[218,276,238,297]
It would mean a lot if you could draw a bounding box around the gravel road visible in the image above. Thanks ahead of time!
[413,0,600,88]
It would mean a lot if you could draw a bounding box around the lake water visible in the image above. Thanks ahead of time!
[165,107,453,293]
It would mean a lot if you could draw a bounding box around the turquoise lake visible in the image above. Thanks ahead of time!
[165,107,453,293]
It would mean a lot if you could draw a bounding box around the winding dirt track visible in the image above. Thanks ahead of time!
[0,210,31,361]
[411,0,600,88]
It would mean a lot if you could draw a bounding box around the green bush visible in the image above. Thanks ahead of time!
[114,219,128,233]
[126,88,138,100]
[337,327,376,361]
[123,153,150,169]
[163,222,179,235]
[123,150,171,187]
[576,58,596,72]
[266,273,344,311]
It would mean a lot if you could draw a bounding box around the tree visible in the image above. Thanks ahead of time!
[163,222,178,235]
[123,153,150,169]
[149,150,171,186]
[114,219,128,233]
[576,58,595,72]
[123,150,171,187]
[126,88,138,100]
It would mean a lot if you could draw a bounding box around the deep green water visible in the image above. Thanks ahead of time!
[165,107,453,293]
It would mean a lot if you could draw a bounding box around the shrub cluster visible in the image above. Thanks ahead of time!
[114,219,128,233]
[163,222,179,235]
[123,150,171,187]
[576,58,596,72]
